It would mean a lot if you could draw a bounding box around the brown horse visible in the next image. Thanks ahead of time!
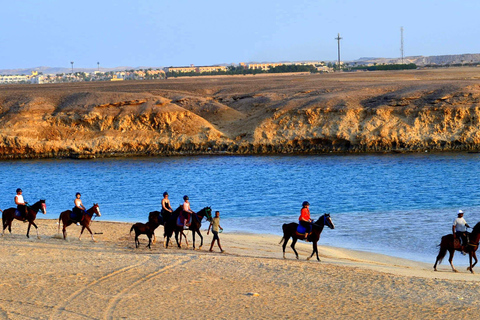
[434,222,480,273]
[58,204,101,241]
[1,199,47,238]
[130,222,157,249]
[280,214,335,261]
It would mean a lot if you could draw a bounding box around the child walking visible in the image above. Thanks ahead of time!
[207,211,224,252]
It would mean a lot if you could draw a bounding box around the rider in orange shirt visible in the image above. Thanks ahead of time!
[299,201,313,237]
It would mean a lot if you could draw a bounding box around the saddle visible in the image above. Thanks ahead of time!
[14,209,23,218]
[296,224,310,241]
[454,238,470,250]
[177,213,192,228]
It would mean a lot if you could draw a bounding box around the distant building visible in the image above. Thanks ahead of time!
[247,63,282,71]
[165,66,197,73]
[196,66,227,73]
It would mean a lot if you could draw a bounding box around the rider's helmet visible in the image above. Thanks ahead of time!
[16,188,22,193]
[302,201,310,207]
[76,192,81,197]
[163,192,169,197]
[183,195,189,201]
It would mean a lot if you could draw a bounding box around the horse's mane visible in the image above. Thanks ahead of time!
[472,222,480,235]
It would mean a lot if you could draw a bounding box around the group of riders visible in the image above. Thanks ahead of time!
[160,192,196,228]
[14,188,86,225]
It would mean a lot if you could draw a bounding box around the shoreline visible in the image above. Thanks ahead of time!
[4,218,474,279]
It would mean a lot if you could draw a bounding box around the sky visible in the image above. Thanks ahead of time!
[1,0,480,69]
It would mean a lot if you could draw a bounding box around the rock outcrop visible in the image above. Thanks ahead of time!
[1,68,480,159]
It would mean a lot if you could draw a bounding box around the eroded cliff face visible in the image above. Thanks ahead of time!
[1,70,480,159]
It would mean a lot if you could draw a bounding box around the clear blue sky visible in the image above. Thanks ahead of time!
[1,0,479,69]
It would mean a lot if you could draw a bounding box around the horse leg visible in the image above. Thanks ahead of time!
[307,241,320,261]
[147,234,152,249]
[282,236,290,259]
[31,221,40,239]
[448,249,457,272]
[26,222,31,238]
[192,231,196,250]
[79,226,85,241]
[175,231,181,248]
[135,233,139,248]
[197,230,203,249]
[290,238,299,260]
[85,226,95,242]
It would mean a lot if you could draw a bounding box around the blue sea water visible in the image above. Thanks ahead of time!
[1,153,479,264]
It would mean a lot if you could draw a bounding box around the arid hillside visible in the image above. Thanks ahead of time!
[1,68,480,159]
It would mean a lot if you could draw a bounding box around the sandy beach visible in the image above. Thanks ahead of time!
[0,219,479,319]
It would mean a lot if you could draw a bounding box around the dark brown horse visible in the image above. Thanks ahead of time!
[130,222,157,249]
[434,222,480,273]
[148,210,168,244]
[1,199,47,238]
[164,206,213,249]
[280,214,335,261]
[57,204,101,241]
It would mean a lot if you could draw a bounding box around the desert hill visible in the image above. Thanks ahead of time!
[1,68,480,159]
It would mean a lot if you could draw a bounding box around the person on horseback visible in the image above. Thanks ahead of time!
[72,192,86,226]
[182,195,194,229]
[14,188,28,221]
[299,201,313,239]
[161,192,173,214]
[453,209,470,254]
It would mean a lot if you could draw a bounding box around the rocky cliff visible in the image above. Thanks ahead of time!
[1,68,480,159]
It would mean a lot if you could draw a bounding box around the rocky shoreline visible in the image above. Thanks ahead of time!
[1,68,480,159]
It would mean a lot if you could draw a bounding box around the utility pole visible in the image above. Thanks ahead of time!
[70,61,74,74]
[335,33,342,71]
[97,62,100,72]
[400,27,404,64]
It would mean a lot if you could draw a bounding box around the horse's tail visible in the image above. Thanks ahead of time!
[130,225,135,236]
[279,223,287,245]
[435,236,449,265]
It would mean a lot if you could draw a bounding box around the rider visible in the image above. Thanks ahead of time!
[182,195,195,229]
[161,192,173,215]
[299,201,313,239]
[73,192,87,225]
[14,188,28,221]
[453,209,470,253]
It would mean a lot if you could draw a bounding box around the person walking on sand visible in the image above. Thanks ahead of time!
[453,209,470,254]
[207,211,224,252]
[14,188,28,221]
[299,201,313,239]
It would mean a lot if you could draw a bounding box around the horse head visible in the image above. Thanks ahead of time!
[93,203,101,217]
[40,199,47,215]
[198,206,213,222]
[316,213,335,230]
[30,199,46,214]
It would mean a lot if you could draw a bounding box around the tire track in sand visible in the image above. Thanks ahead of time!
[49,258,149,320]
[103,256,194,320]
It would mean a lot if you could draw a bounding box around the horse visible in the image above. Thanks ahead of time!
[148,208,188,247]
[164,206,213,249]
[280,214,335,261]
[434,222,480,273]
[2,199,47,238]
[57,204,101,241]
[130,222,157,249]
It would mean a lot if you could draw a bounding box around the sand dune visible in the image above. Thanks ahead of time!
[0,219,478,319]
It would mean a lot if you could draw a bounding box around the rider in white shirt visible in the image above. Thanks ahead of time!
[14,188,27,220]
[453,210,470,252]
[182,195,194,229]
